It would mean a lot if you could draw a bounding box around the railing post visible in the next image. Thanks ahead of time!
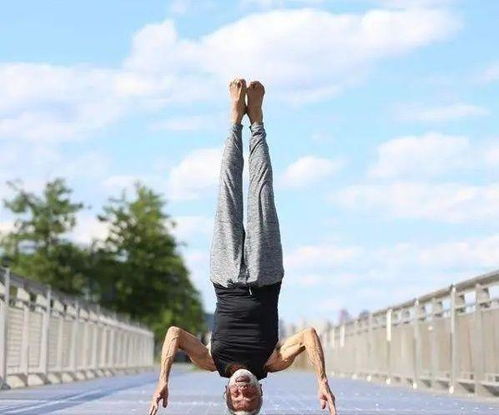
[429,298,442,389]
[386,308,392,384]
[123,329,127,368]
[126,331,131,368]
[90,308,99,372]
[39,286,51,379]
[54,299,65,373]
[367,313,373,381]
[79,308,89,371]
[115,328,121,369]
[0,267,10,389]
[339,324,345,376]
[329,325,336,376]
[18,287,31,380]
[412,299,421,389]
[100,320,108,371]
[339,323,345,348]
[331,325,336,351]
[473,283,488,396]
[352,320,358,379]
[131,332,136,368]
[71,302,80,375]
[449,285,457,394]
[109,325,116,371]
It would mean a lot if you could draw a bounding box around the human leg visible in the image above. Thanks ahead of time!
[244,81,284,287]
[209,79,248,287]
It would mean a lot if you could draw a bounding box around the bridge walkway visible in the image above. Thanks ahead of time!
[0,364,497,414]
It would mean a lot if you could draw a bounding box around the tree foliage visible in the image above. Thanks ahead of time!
[92,181,205,339]
[0,178,88,294]
[0,178,206,342]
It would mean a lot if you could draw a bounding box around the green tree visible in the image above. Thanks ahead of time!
[0,178,88,294]
[92,181,205,340]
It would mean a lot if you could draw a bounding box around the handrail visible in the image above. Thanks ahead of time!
[0,266,154,389]
[287,269,499,398]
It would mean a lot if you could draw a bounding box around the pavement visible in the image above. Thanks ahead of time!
[0,364,498,414]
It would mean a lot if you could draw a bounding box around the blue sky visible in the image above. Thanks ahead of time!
[1,0,498,325]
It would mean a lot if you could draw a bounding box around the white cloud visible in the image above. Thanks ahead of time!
[310,131,335,142]
[368,132,499,180]
[317,298,343,312]
[100,174,168,201]
[68,213,110,245]
[484,142,499,166]
[0,140,110,203]
[284,243,361,270]
[56,151,110,180]
[100,145,227,203]
[395,102,489,122]
[168,0,192,15]
[0,7,459,141]
[241,0,325,9]
[376,235,499,270]
[374,0,456,8]
[281,155,344,187]
[193,8,458,104]
[168,0,217,16]
[101,175,140,192]
[298,274,326,286]
[1,209,109,247]
[181,248,216,311]
[278,231,499,323]
[171,215,213,241]
[332,182,499,223]
[167,147,222,200]
[282,272,359,288]
[151,113,225,132]
[0,64,127,142]
[368,132,471,179]
[477,61,499,84]
[0,220,14,235]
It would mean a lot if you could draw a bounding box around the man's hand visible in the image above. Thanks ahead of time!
[148,382,168,415]
[317,378,336,415]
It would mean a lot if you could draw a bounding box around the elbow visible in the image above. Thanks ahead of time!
[167,325,181,337]
[305,327,318,337]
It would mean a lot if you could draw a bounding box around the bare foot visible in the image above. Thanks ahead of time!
[247,80,265,124]
[229,78,247,125]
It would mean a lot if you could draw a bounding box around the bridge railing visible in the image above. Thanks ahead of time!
[0,267,154,389]
[289,270,499,397]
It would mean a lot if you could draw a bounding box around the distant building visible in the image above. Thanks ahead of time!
[338,308,352,324]
[358,310,370,319]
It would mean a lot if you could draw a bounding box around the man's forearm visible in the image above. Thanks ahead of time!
[303,328,328,384]
[158,327,181,383]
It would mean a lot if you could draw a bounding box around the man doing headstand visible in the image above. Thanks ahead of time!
[148,79,337,415]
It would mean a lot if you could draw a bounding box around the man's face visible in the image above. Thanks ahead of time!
[226,368,262,412]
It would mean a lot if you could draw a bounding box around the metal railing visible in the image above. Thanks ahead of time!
[0,267,154,389]
[289,270,499,397]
